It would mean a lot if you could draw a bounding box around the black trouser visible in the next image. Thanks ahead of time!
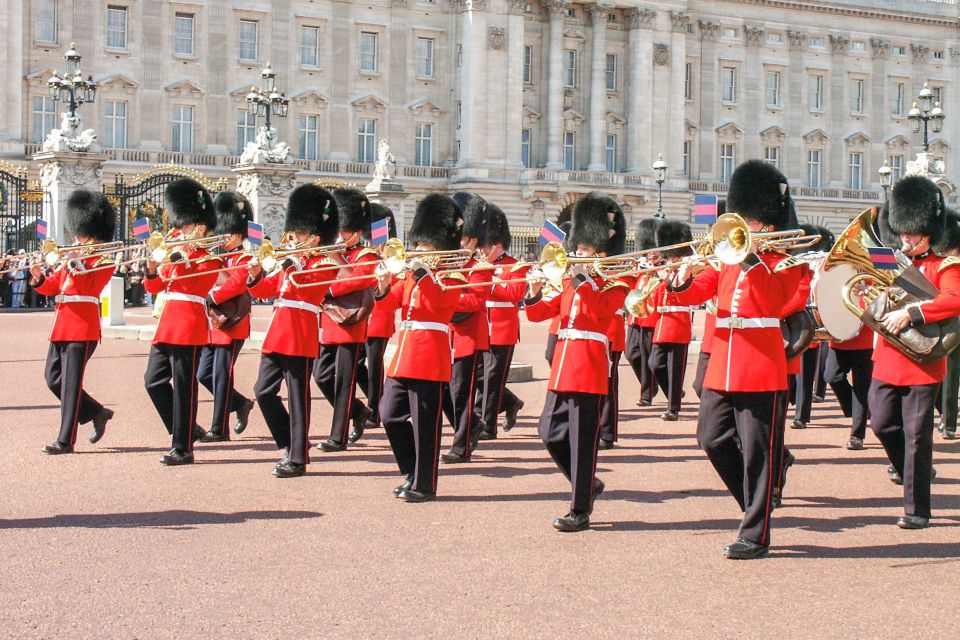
[650,342,687,413]
[600,351,621,442]
[869,380,937,519]
[693,350,711,399]
[481,344,522,434]
[254,353,314,465]
[793,347,820,423]
[313,342,368,444]
[539,390,603,514]
[825,347,873,439]
[698,388,785,547]
[936,347,960,434]
[44,340,102,446]
[197,340,249,437]
[144,343,202,453]
[625,326,656,403]
[365,337,388,422]
[545,333,558,365]
[382,376,444,493]
[814,342,829,399]
[442,353,479,456]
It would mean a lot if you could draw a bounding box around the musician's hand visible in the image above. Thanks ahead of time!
[29,264,43,281]
[673,263,693,287]
[146,258,160,275]
[881,308,912,335]
[568,263,589,280]
[408,258,430,274]
[247,260,262,279]
[210,312,226,328]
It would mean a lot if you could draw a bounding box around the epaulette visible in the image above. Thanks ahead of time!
[601,280,630,292]
[356,247,379,261]
[508,262,531,274]
[444,272,468,284]
[939,256,960,272]
[94,256,115,268]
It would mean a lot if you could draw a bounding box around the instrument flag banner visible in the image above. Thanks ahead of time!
[132,217,152,241]
[246,221,264,247]
[36,219,48,240]
[693,194,719,224]
[370,218,389,246]
[867,246,898,270]
[539,219,566,246]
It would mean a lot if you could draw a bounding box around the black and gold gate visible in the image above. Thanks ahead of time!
[103,164,228,241]
[0,162,44,253]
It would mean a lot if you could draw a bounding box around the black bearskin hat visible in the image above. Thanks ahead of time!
[559,221,573,251]
[797,223,835,255]
[362,203,397,242]
[569,192,626,256]
[726,160,793,229]
[213,191,252,237]
[485,203,511,250]
[66,189,116,242]
[656,220,693,258]
[284,184,340,245]
[165,178,216,230]
[934,208,960,256]
[452,191,489,242]
[880,175,947,246]
[332,187,371,233]
[635,218,662,251]
[408,194,463,251]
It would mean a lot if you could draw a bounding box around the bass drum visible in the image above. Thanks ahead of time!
[811,261,862,342]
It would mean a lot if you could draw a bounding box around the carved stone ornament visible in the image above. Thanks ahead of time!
[366,139,397,192]
[239,126,292,165]
[544,1,568,18]
[912,44,930,64]
[39,162,62,192]
[787,30,807,50]
[455,0,488,12]
[653,43,669,66]
[699,20,719,41]
[871,38,889,58]
[624,7,656,30]
[950,48,960,64]
[509,0,525,15]
[42,111,99,153]
[236,173,259,201]
[488,26,506,50]
[829,34,850,55]
[390,0,408,7]
[58,161,101,187]
[669,11,691,33]
[587,3,611,21]
[744,25,765,46]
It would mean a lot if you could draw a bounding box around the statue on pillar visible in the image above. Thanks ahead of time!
[366,139,397,192]
[42,111,99,153]
[239,126,291,164]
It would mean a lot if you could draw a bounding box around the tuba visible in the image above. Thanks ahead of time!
[825,208,960,362]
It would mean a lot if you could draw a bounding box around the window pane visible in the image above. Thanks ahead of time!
[807,150,821,187]
[766,72,780,107]
[564,50,576,88]
[32,96,56,143]
[300,26,319,66]
[417,38,434,77]
[523,46,532,84]
[358,119,376,162]
[605,134,616,172]
[107,6,127,49]
[360,32,378,72]
[682,141,691,176]
[809,75,823,110]
[563,131,575,170]
[298,114,318,160]
[172,106,194,152]
[684,62,693,100]
[175,13,194,55]
[606,54,616,91]
[414,123,432,166]
[521,129,531,168]
[239,20,258,61]
[722,67,736,103]
[36,0,57,42]
[104,100,127,148]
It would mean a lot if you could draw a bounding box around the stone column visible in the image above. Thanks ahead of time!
[34,151,107,243]
[504,0,527,169]
[232,163,300,244]
[829,35,851,187]
[786,30,808,181]
[587,3,611,171]
[456,0,489,174]
[544,1,567,169]
[625,8,656,173]
[365,181,408,242]
[742,24,766,160]
[697,20,720,178]
[870,38,890,185]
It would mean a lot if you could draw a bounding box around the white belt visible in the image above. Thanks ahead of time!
[557,328,608,345]
[275,298,321,315]
[657,306,691,313]
[165,292,206,305]
[485,301,515,309]
[55,295,99,305]
[716,316,780,329]
[398,320,450,334]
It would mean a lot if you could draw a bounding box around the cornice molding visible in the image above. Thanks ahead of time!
[712,0,957,28]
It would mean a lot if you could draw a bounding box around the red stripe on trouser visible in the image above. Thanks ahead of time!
[67,342,92,446]
[495,348,511,416]
[218,342,240,435]
[342,344,360,436]
[432,384,443,492]
[464,360,477,454]
[588,396,601,506]
[184,346,199,453]
[762,391,781,545]
[304,358,312,465]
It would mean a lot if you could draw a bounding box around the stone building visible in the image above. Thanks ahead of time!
[0,0,958,240]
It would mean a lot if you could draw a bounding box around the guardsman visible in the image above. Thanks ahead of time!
[314,188,378,451]
[649,220,695,422]
[143,179,223,466]
[31,190,116,453]
[381,194,464,501]
[197,191,256,442]
[247,185,338,477]
[871,176,960,528]
[935,210,960,442]
[668,160,804,558]
[624,218,662,406]
[525,191,629,532]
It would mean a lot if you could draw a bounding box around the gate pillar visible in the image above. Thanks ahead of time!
[232,163,299,244]
[34,150,107,243]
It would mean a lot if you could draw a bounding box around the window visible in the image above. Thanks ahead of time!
[934,49,945,61]
[606,54,617,92]
[682,140,691,176]
[764,145,780,168]
[360,32,378,72]
[721,27,737,39]
[684,62,693,100]
[766,32,783,44]
[809,74,824,111]
[563,50,576,88]
[456,101,461,129]
[172,105,194,152]
[892,45,907,57]
[236,110,256,154]
[563,131,575,170]
[357,118,376,162]
[414,123,432,166]
[605,134,617,172]
[850,78,864,114]
[565,7,576,18]
[891,82,905,116]
[175,13,194,56]
[104,100,127,149]
[31,96,56,143]
[850,41,866,53]
[521,129,531,168]
[36,0,57,43]
[298,114,318,160]
[721,66,737,103]
[416,38,434,77]
[106,6,128,50]
[766,71,781,108]
[300,26,320,66]
[719,144,735,182]
[239,19,258,61]
[807,149,822,188]
[809,36,825,48]
[523,45,533,84]
[932,86,943,106]
[890,155,904,183]
[849,152,863,189]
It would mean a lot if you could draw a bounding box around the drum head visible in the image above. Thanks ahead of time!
[813,263,862,342]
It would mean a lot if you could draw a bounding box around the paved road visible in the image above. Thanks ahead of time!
[1,311,958,639]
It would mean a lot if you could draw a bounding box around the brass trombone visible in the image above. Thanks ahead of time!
[380,238,472,274]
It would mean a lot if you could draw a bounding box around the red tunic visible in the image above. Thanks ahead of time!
[450,257,492,358]
[781,262,813,376]
[386,272,463,382]
[872,254,960,386]
[207,253,252,345]
[34,255,114,342]
[651,280,693,344]
[627,273,660,330]
[367,275,403,339]
[320,245,378,345]
[670,252,803,393]
[144,249,222,346]
[701,305,717,354]
[526,276,630,395]
[248,255,332,358]
[486,256,529,346]
[830,325,874,351]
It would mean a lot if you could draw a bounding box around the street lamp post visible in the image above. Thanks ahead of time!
[47,43,97,124]
[241,63,291,164]
[878,162,893,201]
[652,153,668,219]
[907,82,945,152]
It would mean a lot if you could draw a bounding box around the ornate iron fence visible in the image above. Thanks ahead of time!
[0,162,44,253]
